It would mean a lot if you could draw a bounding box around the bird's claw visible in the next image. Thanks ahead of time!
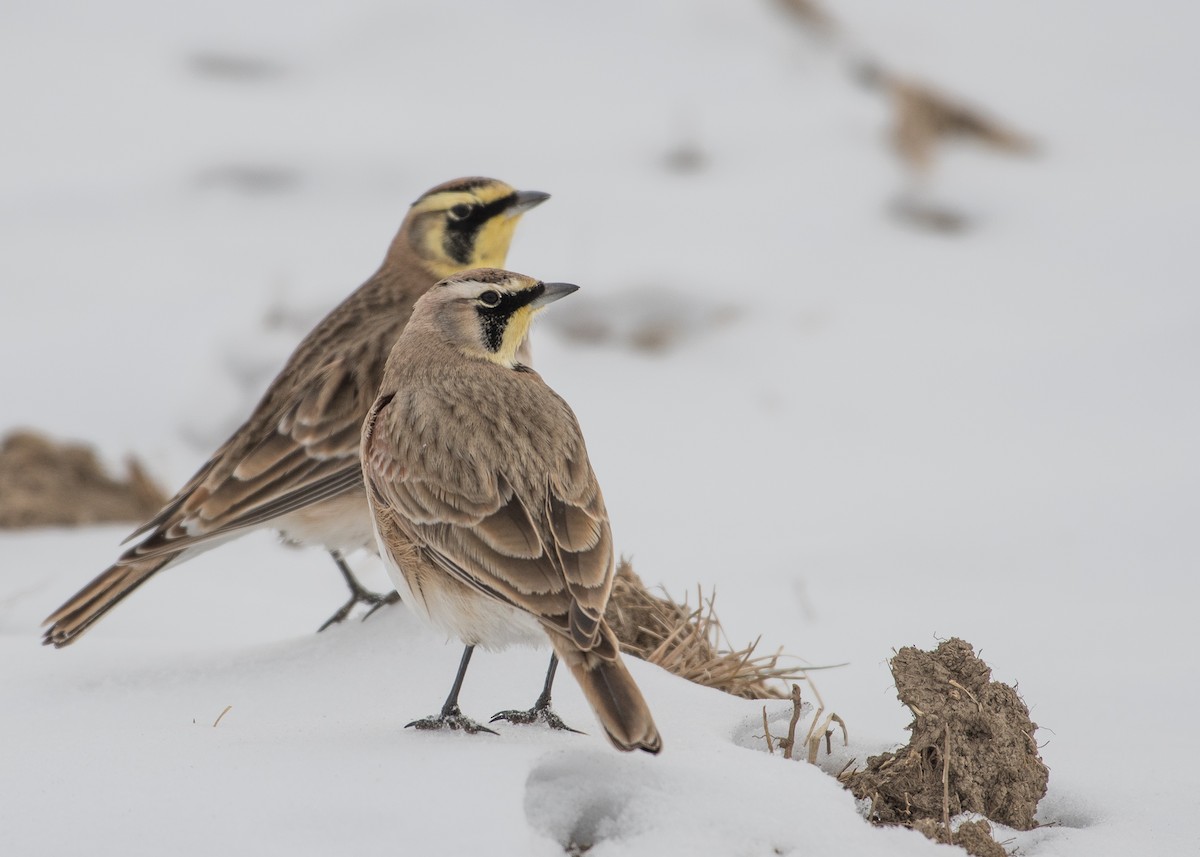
[317,587,397,633]
[490,705,583,734]
[406,705,498,736]
[362,590,402,622]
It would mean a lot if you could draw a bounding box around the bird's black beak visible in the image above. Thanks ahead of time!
[531,282,579,308]
[506,189,551,217]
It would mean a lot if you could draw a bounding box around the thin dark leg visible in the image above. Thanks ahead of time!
[406,645,497,735]
[490,653,581,733]
[532,653,559,710]
[317,550,400,632]
[439,645,476,717]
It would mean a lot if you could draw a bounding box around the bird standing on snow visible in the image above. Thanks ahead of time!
[361,268,662,754]
[43,178,549,647]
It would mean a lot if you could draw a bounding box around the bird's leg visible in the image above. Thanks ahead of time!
[490,654,582,733]
[407,645,497,735]
[317,550,400,632]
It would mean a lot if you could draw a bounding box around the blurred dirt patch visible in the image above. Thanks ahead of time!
[0,430,167,528]
[662,140,707,174]
[889,195,971,234]
[772,0,836,35]
[545,288,739,354]
[187,51,286,81]
[841,638,1047,839]
[195,164,302,194]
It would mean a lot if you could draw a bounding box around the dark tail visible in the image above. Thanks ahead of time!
[552,624,662,754]
[42,553,177,648]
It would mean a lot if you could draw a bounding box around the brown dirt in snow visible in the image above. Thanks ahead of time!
[841,638,1048,836]
[913,818,1007,857]
[0,430,167,528]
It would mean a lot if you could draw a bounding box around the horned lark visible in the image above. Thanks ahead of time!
[42,178,549,647]
[362,268,662,754]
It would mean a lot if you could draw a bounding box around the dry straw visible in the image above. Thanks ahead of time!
[604,558,816,700]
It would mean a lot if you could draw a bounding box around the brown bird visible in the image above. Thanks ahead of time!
[362,268,662,753]
[42,178,549,647]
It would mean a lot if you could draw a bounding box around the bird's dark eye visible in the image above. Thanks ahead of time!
[478,290,501,308]
[448,203,473,222]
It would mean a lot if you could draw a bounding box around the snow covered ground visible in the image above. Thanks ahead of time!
[3,0,1198,854]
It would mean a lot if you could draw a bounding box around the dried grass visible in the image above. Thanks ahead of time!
[0,429,168,529]
[773,0,836,34]
[604,558,817,700]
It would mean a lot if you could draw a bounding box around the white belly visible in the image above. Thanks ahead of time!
[275,490,377,554]
[375,529,545,651]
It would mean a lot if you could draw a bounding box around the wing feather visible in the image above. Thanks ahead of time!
[365,381,616,650]
[124,304,404,555]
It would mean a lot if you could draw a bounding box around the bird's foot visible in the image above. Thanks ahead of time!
[361,590,402,622]
[318,587,399,633]
[406,705,497,735]
[490,702,583,733]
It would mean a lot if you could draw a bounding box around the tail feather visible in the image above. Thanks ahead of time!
[42,553,178,648]
[552,624,662,754]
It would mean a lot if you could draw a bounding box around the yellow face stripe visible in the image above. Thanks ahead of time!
[409,191,477,217]
[409,180,527,278]
[481,304,537,368]
[467,215,522,264]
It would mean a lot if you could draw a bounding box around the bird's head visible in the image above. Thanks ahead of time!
[415,268,578,368]
[391,177,550,278]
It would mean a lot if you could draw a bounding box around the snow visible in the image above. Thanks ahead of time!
[3,0,1199,854]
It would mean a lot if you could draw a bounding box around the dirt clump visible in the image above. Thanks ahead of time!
[842,637,1048,835]
[912,818,1006,857]
[0,430,168,528]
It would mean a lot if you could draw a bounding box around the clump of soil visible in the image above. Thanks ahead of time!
[913,818,1007,857]
[0,430,168,528]
[605,559,806,700]
[842,638,1048,837]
